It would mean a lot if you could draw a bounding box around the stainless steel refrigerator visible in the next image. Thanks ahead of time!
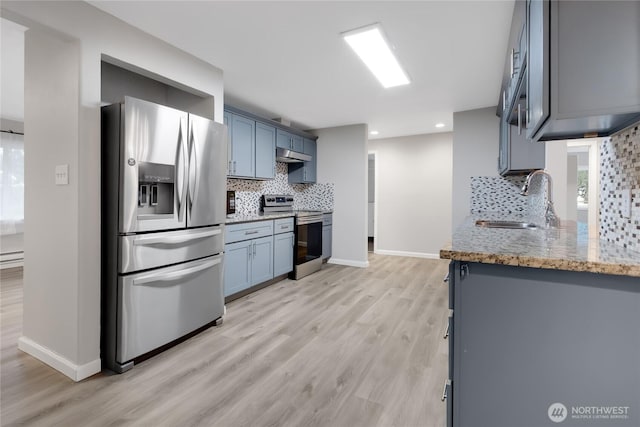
[101,96,227,373]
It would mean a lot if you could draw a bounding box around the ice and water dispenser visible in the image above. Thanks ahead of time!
[137,162,175,215]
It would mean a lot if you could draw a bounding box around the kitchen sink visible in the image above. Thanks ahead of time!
[475,220,539,230]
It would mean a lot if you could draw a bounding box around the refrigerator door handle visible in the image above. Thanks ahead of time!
[176,117,188,223]
[133,257,221,286]
[188,120,198,215]
[132,228,222,246]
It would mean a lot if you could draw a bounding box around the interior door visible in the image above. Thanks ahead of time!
[121,96,188,233]
[187,114,228,227]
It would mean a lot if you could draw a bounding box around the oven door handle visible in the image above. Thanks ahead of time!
[296,216,323,225]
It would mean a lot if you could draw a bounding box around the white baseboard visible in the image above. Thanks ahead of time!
[18,336,101,382]
[327,258,369,268]
[375,249,441,260]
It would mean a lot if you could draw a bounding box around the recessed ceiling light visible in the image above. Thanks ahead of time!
[370,130,379,135]
[435,123,445,128]
[342,23,410,89]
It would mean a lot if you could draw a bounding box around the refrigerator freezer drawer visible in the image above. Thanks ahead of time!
[117,254,224,363]
[119,225,224,274]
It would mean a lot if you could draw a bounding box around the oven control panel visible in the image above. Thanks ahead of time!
[262,194,294,212]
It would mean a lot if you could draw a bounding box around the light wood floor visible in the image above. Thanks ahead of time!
[1,254,450,427]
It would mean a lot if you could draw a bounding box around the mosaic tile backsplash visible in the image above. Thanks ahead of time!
[227,162,334,214]
[470,175,546,218]
[599,123,640,251]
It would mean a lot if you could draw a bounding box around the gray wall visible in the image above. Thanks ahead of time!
[452,107,500,229]
[315,124,369,267]
[368,132,453,257]
[3,0,224,380]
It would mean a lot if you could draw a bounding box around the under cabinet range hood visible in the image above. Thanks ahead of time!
[276,147,311,163]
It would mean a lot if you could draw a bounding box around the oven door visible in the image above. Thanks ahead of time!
[293,214,323,279]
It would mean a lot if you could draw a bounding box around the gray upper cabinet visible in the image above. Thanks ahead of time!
[499,95,545,176]
[288,138,317,184]
[255,122,276,179]
[522,0,640,141]
[227,113,255,178]
[226,105,318,182]
[498,1,545,176]
[525,0,549,140]
[276,129,304,152]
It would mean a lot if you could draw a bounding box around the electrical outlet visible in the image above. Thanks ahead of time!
[55,164,69,185]
[620,188,631,219]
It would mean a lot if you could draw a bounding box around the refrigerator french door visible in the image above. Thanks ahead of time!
[102,97,227,373]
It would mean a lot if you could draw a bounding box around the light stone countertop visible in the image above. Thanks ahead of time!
[225,212,295,224]
[440,213,640,277]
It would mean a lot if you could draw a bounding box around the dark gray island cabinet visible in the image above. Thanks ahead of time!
[445,261,639,427]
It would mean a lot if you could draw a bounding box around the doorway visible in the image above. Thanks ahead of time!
[567,139,600,237]
[0,18,27,270]
[367,153,375,253]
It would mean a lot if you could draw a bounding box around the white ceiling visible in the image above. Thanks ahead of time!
[5,1,514,139]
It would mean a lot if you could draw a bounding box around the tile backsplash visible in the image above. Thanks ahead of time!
[227,162,334,214]
[470,175,546,218]
[599,124,640,251]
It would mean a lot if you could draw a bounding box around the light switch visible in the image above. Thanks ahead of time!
[621,188,631,219]
[55,164,69,185]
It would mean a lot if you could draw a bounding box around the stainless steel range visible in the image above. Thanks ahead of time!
[262,195,323,280]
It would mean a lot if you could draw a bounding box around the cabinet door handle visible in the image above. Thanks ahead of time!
[510,48,514,77]
[253,241,256,256]
[441,380,450,401]
[228,160,232,174]
[517,103,522,135]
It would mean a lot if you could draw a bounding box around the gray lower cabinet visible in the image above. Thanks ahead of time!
[322,213,332,260]
[224,221,274,297]
[273,232,294,276]
[249,236,274,285]
[273,217,294,277]
[447,261,640,427]
[223,240,252,296]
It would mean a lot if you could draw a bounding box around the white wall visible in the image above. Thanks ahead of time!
[452,107,500,229]
[545,142,569,220]
[22,26,81,369]
[2,1,224,381]
[315,124,368,267]
[368,133,453,258]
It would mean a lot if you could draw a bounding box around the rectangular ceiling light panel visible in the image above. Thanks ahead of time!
[342,23,410,89]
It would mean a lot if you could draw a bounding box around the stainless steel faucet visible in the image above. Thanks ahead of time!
[521,170,561,228]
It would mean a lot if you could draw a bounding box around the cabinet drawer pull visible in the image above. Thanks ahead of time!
[245,230,259,235]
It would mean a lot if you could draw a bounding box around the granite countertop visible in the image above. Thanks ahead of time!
[440,213,640,277]
[225,212,295,224]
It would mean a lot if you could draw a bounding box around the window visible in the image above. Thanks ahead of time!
[0,131,24,235]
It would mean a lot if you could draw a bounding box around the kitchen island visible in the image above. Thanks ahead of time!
[440,215,640,427]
